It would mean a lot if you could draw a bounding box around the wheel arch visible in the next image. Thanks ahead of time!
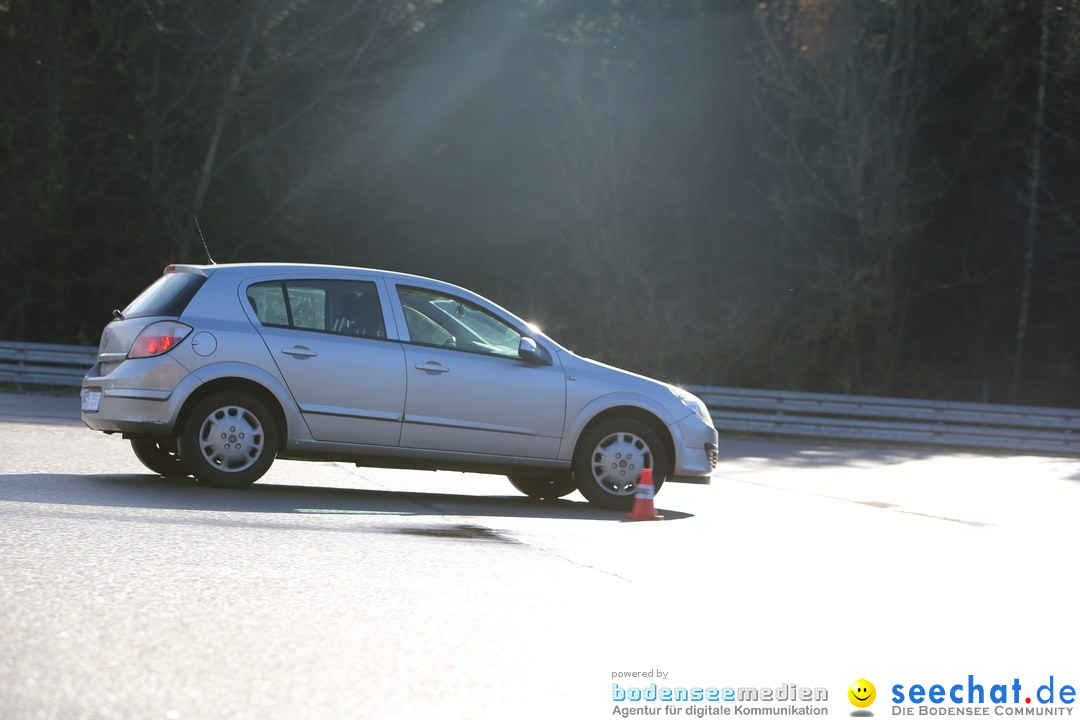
[176,377,289,445]
[571,405,676,478]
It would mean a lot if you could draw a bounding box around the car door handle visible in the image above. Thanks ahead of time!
[414,362,449,374]
[282,346,318,358]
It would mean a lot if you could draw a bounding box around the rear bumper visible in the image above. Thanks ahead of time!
[81,355,195,434]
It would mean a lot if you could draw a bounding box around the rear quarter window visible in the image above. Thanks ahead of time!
[246,283,290,326]
[122,272,207,319]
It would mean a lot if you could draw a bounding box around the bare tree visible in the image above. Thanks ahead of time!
[1010,0,1053,403]
[749,0,958,393]
[0,0,436,340]
[533,9,748,379]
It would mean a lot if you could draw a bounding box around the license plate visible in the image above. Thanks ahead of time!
[81,389,101,413]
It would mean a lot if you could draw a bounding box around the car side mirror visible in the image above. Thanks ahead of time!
[518,337,549,365]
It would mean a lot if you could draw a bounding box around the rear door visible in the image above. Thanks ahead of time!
[244,276,406,446]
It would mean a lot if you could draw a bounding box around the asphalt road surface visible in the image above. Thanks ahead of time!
[1,391,1078,720]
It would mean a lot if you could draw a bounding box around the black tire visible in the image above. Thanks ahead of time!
[178,391,278,489]
[130,439,189,477]
[507,472,577,500]
[572,417,668,511]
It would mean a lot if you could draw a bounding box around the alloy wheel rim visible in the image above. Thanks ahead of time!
[589,431,651,496]
[198,405,264,473]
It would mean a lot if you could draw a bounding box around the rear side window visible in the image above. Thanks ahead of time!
[246,280,386,340]
[122,272,207,319]
[287,285,326,330]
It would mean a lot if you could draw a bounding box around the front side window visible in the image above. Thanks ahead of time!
[398,287,521,357]
[246,280,385,339]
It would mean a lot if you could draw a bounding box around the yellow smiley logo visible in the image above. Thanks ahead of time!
[848,679,876,709]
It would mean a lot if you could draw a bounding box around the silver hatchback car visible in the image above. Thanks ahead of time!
[81,264,717,510]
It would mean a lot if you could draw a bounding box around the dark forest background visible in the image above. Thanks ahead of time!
[3,0,1079,406]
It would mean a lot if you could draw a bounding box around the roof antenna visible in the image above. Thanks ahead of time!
[195,217,216,265]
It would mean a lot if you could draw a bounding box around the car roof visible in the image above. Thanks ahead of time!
[169,262,439,284]
[167,262,487,295]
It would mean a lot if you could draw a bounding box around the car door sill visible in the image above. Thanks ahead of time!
[280,439,567,471]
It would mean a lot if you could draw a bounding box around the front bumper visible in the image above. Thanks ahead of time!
[669,414,719,484]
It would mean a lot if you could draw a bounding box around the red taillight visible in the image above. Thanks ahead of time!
[128,321,191,359]
[130,335,176,357]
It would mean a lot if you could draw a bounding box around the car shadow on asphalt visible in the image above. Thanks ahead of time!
[0,472,694,522]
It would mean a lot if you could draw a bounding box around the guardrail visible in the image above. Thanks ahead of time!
[685,385,1080,455]
[4,341,1080,455]
[0,341,97,389]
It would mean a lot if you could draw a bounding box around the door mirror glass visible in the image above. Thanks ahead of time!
[518,337,549,365]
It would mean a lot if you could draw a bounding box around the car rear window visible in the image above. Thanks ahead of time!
[122,272,207,319]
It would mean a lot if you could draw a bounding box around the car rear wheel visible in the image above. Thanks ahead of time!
[572,417,668,511]
[507,472,577,500]
[130,439,189,477]
[179,391,278,489]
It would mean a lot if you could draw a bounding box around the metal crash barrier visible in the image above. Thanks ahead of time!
[686,385,1080,455]
[3,339,1080,455]
[0,341,97,389]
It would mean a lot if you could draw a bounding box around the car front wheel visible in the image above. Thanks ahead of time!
[572,417,668,511]
[130,439,189,477]
[507,472,577,500]
[179,392,278,489]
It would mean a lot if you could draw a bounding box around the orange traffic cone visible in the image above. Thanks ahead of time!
[624,468,664,521]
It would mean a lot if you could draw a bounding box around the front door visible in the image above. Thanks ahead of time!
[394,286,566,458]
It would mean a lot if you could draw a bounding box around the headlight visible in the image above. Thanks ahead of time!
[670,386,712,426]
